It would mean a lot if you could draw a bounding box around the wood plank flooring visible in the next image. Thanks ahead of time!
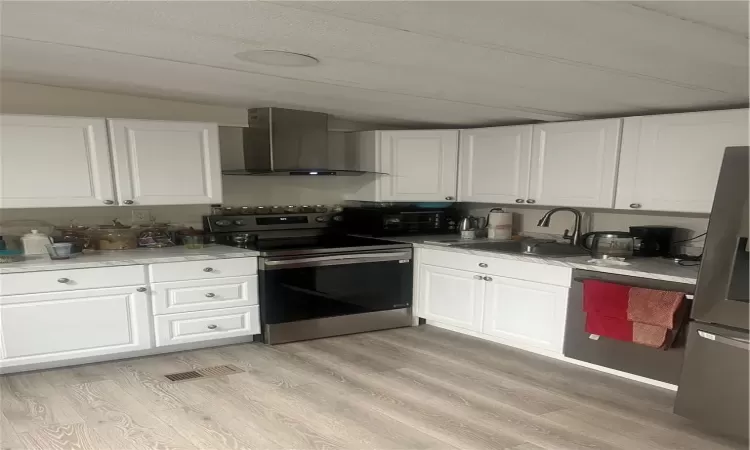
[1,325,746,450]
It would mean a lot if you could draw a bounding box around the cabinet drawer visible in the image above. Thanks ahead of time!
[419,248,571,287]
[0,265,146,296]
[148,257,257,283]
[151,276,258,315]
[0,286,151,368]
[154,306,260,347]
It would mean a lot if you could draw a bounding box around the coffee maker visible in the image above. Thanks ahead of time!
[629,225,676,257]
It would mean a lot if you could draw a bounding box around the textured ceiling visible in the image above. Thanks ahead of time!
[1,1,747,127]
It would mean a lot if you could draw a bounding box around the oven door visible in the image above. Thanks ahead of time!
[259,249,413,327]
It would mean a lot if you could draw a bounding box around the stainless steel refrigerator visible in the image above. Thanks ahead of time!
[674,146,749,441]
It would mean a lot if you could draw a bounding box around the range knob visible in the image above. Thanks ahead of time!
[314,205,328,213]
[233,220,245,226]
[215,219,232,227]
[315,216,328,223]
[332,215,344,222]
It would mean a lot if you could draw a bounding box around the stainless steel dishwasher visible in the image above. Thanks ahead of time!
[564,269,695,384]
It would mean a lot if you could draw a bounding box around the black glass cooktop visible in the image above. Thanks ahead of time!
[246,234,410,257]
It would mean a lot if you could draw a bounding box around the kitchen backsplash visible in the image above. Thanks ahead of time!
[461,203,709,255]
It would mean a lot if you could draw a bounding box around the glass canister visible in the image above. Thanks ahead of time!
[89,220,138,250]
[53,224,90,253]
[135,222,175,248]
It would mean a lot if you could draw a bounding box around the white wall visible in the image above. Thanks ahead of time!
[1,81,248,126]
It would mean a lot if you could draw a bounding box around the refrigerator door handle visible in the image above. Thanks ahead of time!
[698,330,750,351]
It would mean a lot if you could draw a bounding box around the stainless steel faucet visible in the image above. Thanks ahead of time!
[536,207,583,246]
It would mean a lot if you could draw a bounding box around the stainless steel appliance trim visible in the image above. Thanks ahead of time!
[257,242,412,258]
[692,146,749,329]
[264,308,413,344]
[260,249,412,270]
[698,329,750,351]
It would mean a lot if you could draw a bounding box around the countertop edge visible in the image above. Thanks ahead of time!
[412,243,698,285]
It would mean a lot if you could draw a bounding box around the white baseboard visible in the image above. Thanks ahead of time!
[427,321,678,391]
[0,335,257,375]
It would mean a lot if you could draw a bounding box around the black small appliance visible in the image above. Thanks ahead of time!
[629,225,676,257]
[343,205,459,237]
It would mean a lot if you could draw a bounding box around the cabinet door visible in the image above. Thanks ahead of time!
[0,287,151,368]
[481,276,568,352]
[615,109,749,213]
[417,264,484,331]
[0,115,115,208]
[379,130,459,202]
[528,119,622,208]
[108,119,222,206]
[458,126,532,203]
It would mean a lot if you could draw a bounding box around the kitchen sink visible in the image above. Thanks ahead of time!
[451,239,591,258]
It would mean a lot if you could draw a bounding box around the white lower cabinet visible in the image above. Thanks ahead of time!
[416,250,570,353]
[0,286,151,369]
[154,306,260,347]
[481,276,568,352]
[418,264,484,331]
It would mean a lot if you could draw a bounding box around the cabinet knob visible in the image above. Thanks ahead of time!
[478,263,488,268]
[203,267,214,272]
[123,200,134,205]
[103,200,114,205]
[136,287,147,292]
[205,292,215,298]
[474,275,483,280]
[515,198,525,203]
[483,276,493,282]
[57,277,70,283]
[445,196,454,201]
[207,324,218,330]
[526,199,536,204]
[629,203,642,209]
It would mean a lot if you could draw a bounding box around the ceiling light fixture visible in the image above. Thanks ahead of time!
[234,50,319,67]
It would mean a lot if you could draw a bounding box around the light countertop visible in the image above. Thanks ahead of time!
[378,235,700,285]
[0,246,259,274]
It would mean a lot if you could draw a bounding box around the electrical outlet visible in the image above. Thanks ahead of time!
[131,209,152,224]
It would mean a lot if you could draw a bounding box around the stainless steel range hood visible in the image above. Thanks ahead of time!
[222,107,368,176]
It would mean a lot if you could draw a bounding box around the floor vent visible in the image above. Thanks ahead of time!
[164,364,243,383]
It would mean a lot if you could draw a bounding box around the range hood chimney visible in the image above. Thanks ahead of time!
[223,107,367,176]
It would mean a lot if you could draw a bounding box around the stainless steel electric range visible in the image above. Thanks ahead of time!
[203,210,414,344]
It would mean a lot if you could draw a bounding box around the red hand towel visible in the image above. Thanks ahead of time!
[585,313,633,342]
[582,280,630,319]
[628,287,685,329]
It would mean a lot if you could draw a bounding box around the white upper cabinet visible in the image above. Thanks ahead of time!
[351,130,459,202]
[380,130,459,202]
[615,109,749,214]
[108,119,222,206]
[528,118,622,208]
[0,115,116,208]
[458,126,532,204]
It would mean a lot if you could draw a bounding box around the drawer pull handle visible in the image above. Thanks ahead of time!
[207,324,218,330]
[57,278,70,283]
[205,293,216,298]
[483,276,493,282]
[136,287,147,292]
[203,267,214,272]
[629,203,642,209]
[474,275,483,280]
[478,263,488,268]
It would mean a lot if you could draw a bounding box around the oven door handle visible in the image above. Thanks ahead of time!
[261,251,412,270]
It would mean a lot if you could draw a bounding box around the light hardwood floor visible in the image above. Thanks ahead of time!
[1,325,746,450]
